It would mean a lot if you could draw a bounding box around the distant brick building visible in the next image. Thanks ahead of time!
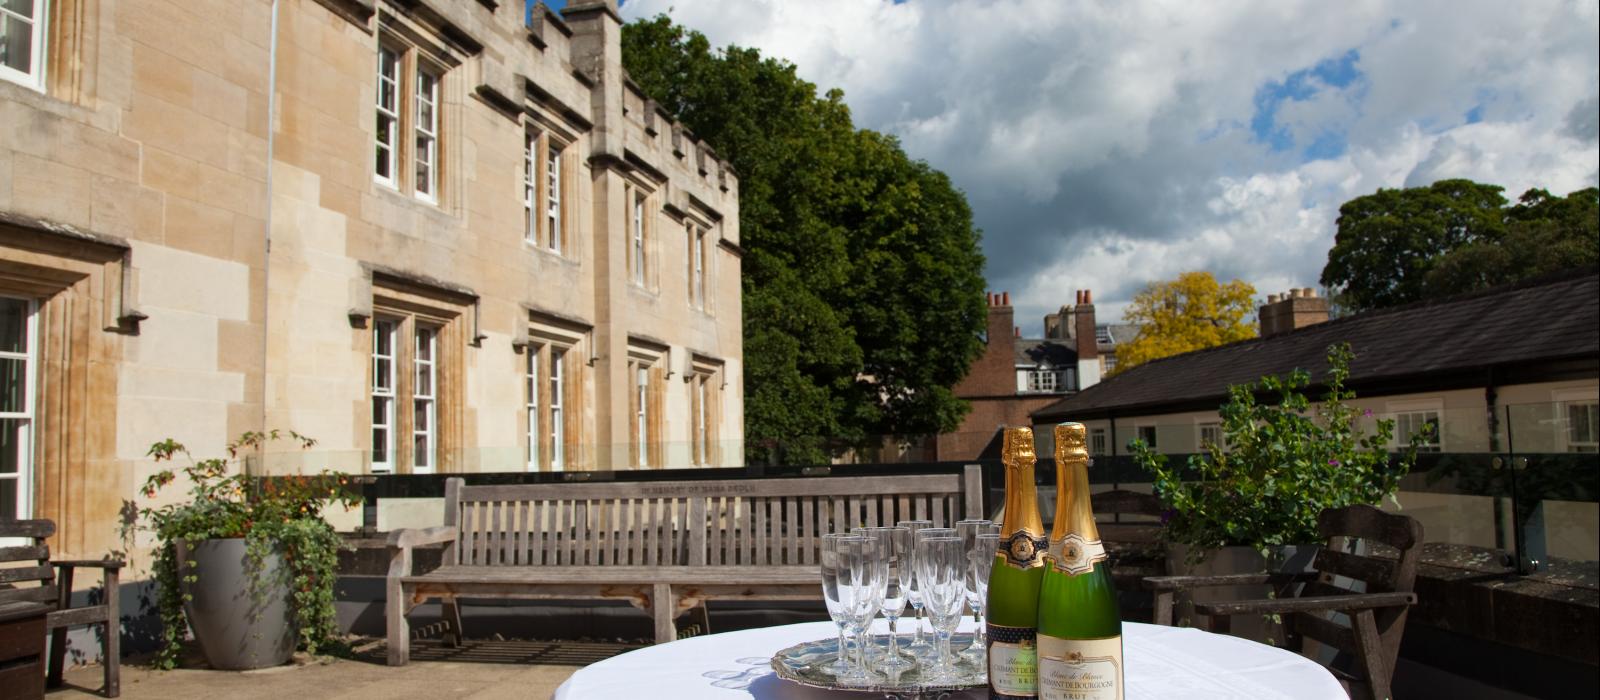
[935,290,1109,460]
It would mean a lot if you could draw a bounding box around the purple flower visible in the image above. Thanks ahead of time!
[1160,508,1177,524]
[1329,458,1341,466]
[1362,409,1373,417]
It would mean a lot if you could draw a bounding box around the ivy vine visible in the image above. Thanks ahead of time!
[122,430,360,669]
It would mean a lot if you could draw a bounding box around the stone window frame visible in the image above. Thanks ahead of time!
[0,218,142,554]
[523,121,575,257]
[363,276,470,475]
[626,340,667,469]
[0,0,48,91]
[687,355,724,467]
[624,179,659,293]
[373,11,463,207]
[684,217,713,312]
[518,311,590,472]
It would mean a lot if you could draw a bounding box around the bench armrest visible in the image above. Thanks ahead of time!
[52,559,125,570]
[387,526,458,550]
[387,526,457,582]
[1142,571,1315,591]
[1196,592,1416,618]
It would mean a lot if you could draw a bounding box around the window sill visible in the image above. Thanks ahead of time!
[525,241,578,266]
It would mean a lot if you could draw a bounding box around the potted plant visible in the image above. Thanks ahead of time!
[1132,343,1427,638]
[126,430,360,670]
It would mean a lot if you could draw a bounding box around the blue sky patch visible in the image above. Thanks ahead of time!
[1249,49,1363,159]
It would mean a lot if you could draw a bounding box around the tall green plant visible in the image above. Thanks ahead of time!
[1133,344,1426,559]
[123,431,360,668]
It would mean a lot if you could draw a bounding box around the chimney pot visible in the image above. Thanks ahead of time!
[1267,294,1280,304]
[1084,290,1092,304]
[1002,292,1010,306]
[1302,287,1314,298]
[1075,290,1083,304]
[1014,326,1020,338]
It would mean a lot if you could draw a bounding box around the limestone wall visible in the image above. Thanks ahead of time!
[0,0,744,559]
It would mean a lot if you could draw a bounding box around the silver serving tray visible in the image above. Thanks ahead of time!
[770,634,986,695]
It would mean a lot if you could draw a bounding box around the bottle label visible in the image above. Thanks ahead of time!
[1047,534,1107,576]
[1001,530,1047,570]
[1038,634,1123,700]
[987,623,1038,697]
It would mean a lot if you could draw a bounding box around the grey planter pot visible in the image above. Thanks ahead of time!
[1165,543,1320,643]
[175,538,296,670]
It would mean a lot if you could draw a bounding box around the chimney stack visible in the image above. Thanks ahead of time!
[1258,287,1329,338]
[985,290,1017,358]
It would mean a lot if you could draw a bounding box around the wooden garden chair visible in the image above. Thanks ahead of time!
[1143,505,1423,700]
[0,519,122,697]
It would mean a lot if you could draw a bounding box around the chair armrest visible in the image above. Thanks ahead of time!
[1142,571,1314,591]
[52,559,125,570]
[1196,592,1417,618]
[386,526,457,550]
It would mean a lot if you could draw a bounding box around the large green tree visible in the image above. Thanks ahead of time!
[1321,179,1598,311]
[621,17,988,463]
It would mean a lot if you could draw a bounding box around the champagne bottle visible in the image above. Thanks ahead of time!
[1036,422,1124,700]
[986,426,1046,699]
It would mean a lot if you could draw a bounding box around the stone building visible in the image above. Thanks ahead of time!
[0,0,742,558]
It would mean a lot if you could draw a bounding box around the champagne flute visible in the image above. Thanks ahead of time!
[968,532,1001,669]
[912,526,956,659]
[956,519,999,662]
[895,519,934,657]
[839,535,882,684]
[819,532,860,675]
[917,535,967,684]
[858,526,913,669]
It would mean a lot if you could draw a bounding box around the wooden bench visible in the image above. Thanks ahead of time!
[385,465,984,665]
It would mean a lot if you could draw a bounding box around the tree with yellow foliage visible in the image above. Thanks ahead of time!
[1114,272,1257,374]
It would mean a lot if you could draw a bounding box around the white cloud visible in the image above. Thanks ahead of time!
[621,0,1600,331]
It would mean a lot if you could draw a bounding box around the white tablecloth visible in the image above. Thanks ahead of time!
[553,618,1346,699]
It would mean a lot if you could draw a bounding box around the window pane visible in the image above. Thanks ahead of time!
[0,298,25,353]
[0,358,25,413]
[371,397,388,427]
[1,2,37,16]
[371,425,389,463]
[374,357,391,391]
[0,478,14,519]
[414,432,430,468]
[0,417,19,474]
[0,10,34,75]
[414,398,430,427]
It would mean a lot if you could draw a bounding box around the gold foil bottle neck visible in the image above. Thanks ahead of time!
[1050,421,1103,565]
[1055,422,1088,461]
[1002,426,1036,471]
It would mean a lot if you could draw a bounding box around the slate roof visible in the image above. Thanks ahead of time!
[1034,270,1600,421]
[1015,339,1077,368]
[1097,323,1140,352]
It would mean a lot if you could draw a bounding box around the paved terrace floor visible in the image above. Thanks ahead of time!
[53,639,633,700]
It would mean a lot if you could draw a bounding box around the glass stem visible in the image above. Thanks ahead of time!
[836,624,848,666]
[911,606,924,647]
[937,630,952,672]
[887,616,900,659]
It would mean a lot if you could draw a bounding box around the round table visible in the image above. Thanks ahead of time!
[553,619,1345,699]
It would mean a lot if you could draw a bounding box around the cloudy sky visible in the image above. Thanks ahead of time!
[570,1,1599,331]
